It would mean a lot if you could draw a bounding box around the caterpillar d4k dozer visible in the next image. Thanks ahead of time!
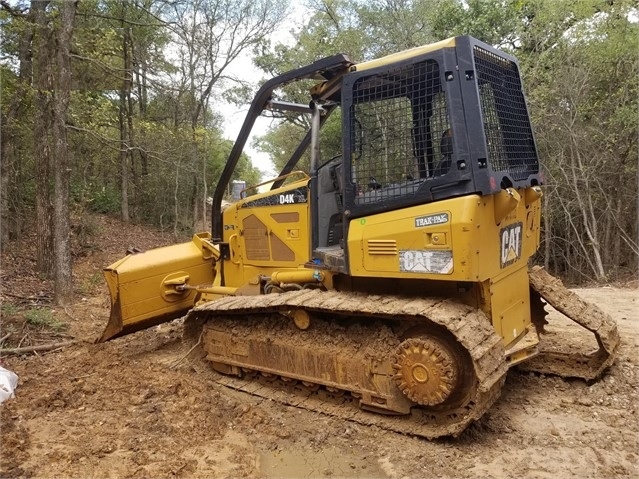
[98,36,619,438]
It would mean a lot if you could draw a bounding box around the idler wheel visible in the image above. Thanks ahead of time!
[392,337,459,406]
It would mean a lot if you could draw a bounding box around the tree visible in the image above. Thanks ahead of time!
[524,1,639,281]
[31,0,78,303]
[167,0,288,231]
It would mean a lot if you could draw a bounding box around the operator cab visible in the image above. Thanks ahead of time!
[310,36,539,273]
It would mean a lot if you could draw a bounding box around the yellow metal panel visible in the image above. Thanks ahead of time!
[100,236,217,341]
[488,265,533,345]
[222,178,311,288]
[348,198,470,279]
[346,187,542,346]
[105,233,215,284]
[354,38,456,72]
[347,187,541,283]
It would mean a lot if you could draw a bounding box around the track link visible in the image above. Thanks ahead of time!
[521,266,620,380]
[186,290,508,438]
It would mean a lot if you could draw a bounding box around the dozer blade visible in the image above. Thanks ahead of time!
[519,266,620,380]
[98,233,217,342]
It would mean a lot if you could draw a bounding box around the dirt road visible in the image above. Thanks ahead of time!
[1,217,637,478]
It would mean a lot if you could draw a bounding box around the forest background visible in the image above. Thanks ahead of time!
[1,0,637,304]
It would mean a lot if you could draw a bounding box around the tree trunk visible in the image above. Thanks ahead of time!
[0,138,9,249]
[0,109,14,250]
[119,11,130,222]
[31,0,76,302]
[173,161,180,240]
[52,0,77,304]
[32,0,54,278]
[123,26,139,220]
[137,49,149,176]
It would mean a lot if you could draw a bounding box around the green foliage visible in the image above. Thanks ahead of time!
[24,308,67,331]
[88,185,121,214]
[254,110,343,174]
[423,0,520,47]
[1,302,19,317]
[254,122,309,173]
[77,272,104,295]
[516,0,638,281]
[2,0,284,241]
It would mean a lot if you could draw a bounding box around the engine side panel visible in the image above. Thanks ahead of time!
[221,179,312,289]
[346,187,541,345]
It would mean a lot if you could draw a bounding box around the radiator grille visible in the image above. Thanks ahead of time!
[367,239,398,255]
[351,59,451,205]
[473,46,538,181]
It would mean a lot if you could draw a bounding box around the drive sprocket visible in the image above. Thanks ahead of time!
[392,337,459,406]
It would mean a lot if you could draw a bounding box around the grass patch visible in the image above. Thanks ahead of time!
[1,302,19,317]
[24,308,68,332]
[78,271,104,295]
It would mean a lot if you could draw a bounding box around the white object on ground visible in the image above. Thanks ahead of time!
[0,366,18,403]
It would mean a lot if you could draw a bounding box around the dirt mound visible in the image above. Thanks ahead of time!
[1,214,637,478]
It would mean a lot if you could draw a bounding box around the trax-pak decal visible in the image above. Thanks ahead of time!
[241,186,308,208]
[500,222,523,268]
[414,212,449,228]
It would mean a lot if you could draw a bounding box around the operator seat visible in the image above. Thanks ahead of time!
[434,128,453,176]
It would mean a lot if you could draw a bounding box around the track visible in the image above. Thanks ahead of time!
[185,290,508,438]
[521,266,620,380]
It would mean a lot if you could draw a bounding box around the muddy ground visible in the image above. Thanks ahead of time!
[1,214,637,478]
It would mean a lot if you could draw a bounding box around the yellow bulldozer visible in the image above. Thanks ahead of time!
[98,36,619,438]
